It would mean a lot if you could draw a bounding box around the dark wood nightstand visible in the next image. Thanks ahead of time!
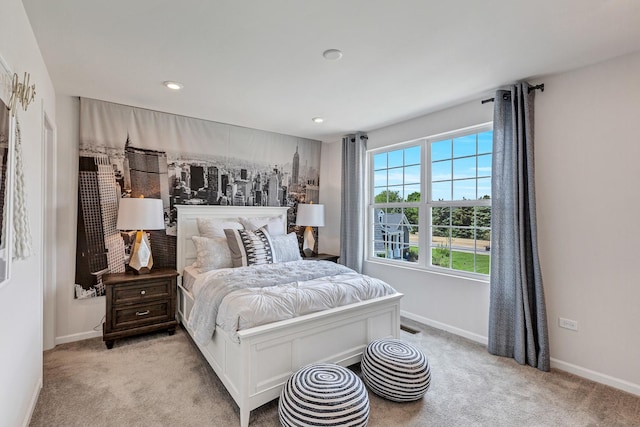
[102,268,178,349]
[303,253,340,263]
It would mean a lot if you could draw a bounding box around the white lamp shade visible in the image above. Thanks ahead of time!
[116,198,165,231]
[296,203,325,227]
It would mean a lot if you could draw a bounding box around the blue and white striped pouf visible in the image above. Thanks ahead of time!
[279,363,370,427]
[361,338,431,402]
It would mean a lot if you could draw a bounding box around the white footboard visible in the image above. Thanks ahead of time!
[177,282,402,427]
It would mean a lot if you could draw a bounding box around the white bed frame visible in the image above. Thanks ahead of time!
[175,205,402,427]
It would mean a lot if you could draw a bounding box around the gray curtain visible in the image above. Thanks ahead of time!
[340,133,367,272]
[488,82,550,371]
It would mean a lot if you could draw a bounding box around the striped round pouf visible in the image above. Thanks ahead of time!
[279,363,370,427]
[361,338,431,402]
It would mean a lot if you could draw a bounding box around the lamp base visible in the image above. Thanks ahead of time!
[128,230,153,274]
[302,226,316,257]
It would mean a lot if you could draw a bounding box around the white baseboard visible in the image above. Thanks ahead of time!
[55,330,102,345]
[401,310,640,397]
[551,358,640,397]
[22,377,42,427]
[400,310,488,345]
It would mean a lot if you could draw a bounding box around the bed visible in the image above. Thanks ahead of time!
[175,205,402,427]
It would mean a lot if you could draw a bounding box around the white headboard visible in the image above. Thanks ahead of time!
[175,205,290,274]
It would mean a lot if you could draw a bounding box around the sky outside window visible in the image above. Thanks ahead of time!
[373,146,421,203]
[431,131,493,201]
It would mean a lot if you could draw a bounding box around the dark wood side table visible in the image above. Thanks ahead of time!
[303,253,340,263]
[102,268,178,349]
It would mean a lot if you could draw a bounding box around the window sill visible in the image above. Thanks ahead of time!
[365,257,490,284]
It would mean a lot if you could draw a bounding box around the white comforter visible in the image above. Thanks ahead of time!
[187,260,396,344]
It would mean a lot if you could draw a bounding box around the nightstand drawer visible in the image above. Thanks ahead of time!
[113,301,170,329]
[113,280,170,304]
[103,269,178,348]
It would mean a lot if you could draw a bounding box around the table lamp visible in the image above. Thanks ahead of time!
[295,202,325,257]
[116,197,165,274]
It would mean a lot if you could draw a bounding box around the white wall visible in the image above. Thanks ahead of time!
[0,0,56,425]
[318,139,342,256]
[322,51,640,395]
[536,51,640,393]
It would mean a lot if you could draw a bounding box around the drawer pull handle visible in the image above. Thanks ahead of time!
[136,310,150,316]
[140,290,146,295]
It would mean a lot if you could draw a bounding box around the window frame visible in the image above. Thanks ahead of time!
[367,122,493,281]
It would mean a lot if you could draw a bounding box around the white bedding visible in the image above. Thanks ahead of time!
[187,260,396,344]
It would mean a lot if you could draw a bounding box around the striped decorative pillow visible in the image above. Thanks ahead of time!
[224,227,274,267]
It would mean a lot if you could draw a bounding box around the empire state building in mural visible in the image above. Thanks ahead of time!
[292,145,299,185]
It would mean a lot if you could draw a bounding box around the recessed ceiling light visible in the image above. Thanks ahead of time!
[322,49,343,61]
[163,81,183,90]
[312,117,324,123]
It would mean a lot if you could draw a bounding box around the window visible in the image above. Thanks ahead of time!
[369,125,492,278]
[372,146,421,262]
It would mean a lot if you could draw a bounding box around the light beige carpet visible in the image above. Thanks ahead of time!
[31,320,640,426]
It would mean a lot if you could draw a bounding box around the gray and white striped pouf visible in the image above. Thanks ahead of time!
[279,363,370,427]
[361,338,431,402]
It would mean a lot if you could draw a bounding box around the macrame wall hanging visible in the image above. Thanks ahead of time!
[13,119,32,259]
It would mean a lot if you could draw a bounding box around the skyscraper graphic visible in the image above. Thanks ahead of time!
[233,192,246,206]
[237,180,250,205]
[124,144,173,269]
[306,184,319,204]
[190,165,205,191]
[207,166,220,204]
[268,174,280,206]
[76,155,126,295]
[305,176,319,203]
[292,145,299,184]
[221,174,229,196]
[125,143,169,207]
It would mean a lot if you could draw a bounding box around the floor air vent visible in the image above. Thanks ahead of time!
[400,324,420,334]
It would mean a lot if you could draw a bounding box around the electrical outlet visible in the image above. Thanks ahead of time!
[558,317,578,331]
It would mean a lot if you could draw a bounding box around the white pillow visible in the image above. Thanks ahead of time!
[197,217,243,238]
[191,236,233,271]
[271,232,302,263]
[239,216,286,236]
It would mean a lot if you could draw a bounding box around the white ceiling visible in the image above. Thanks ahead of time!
[23,0,640,141]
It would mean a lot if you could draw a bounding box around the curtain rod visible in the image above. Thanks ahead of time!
[348,134,368,142]
[481,83,544,104]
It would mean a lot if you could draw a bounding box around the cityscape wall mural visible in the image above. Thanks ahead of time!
[75,98,322,299]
